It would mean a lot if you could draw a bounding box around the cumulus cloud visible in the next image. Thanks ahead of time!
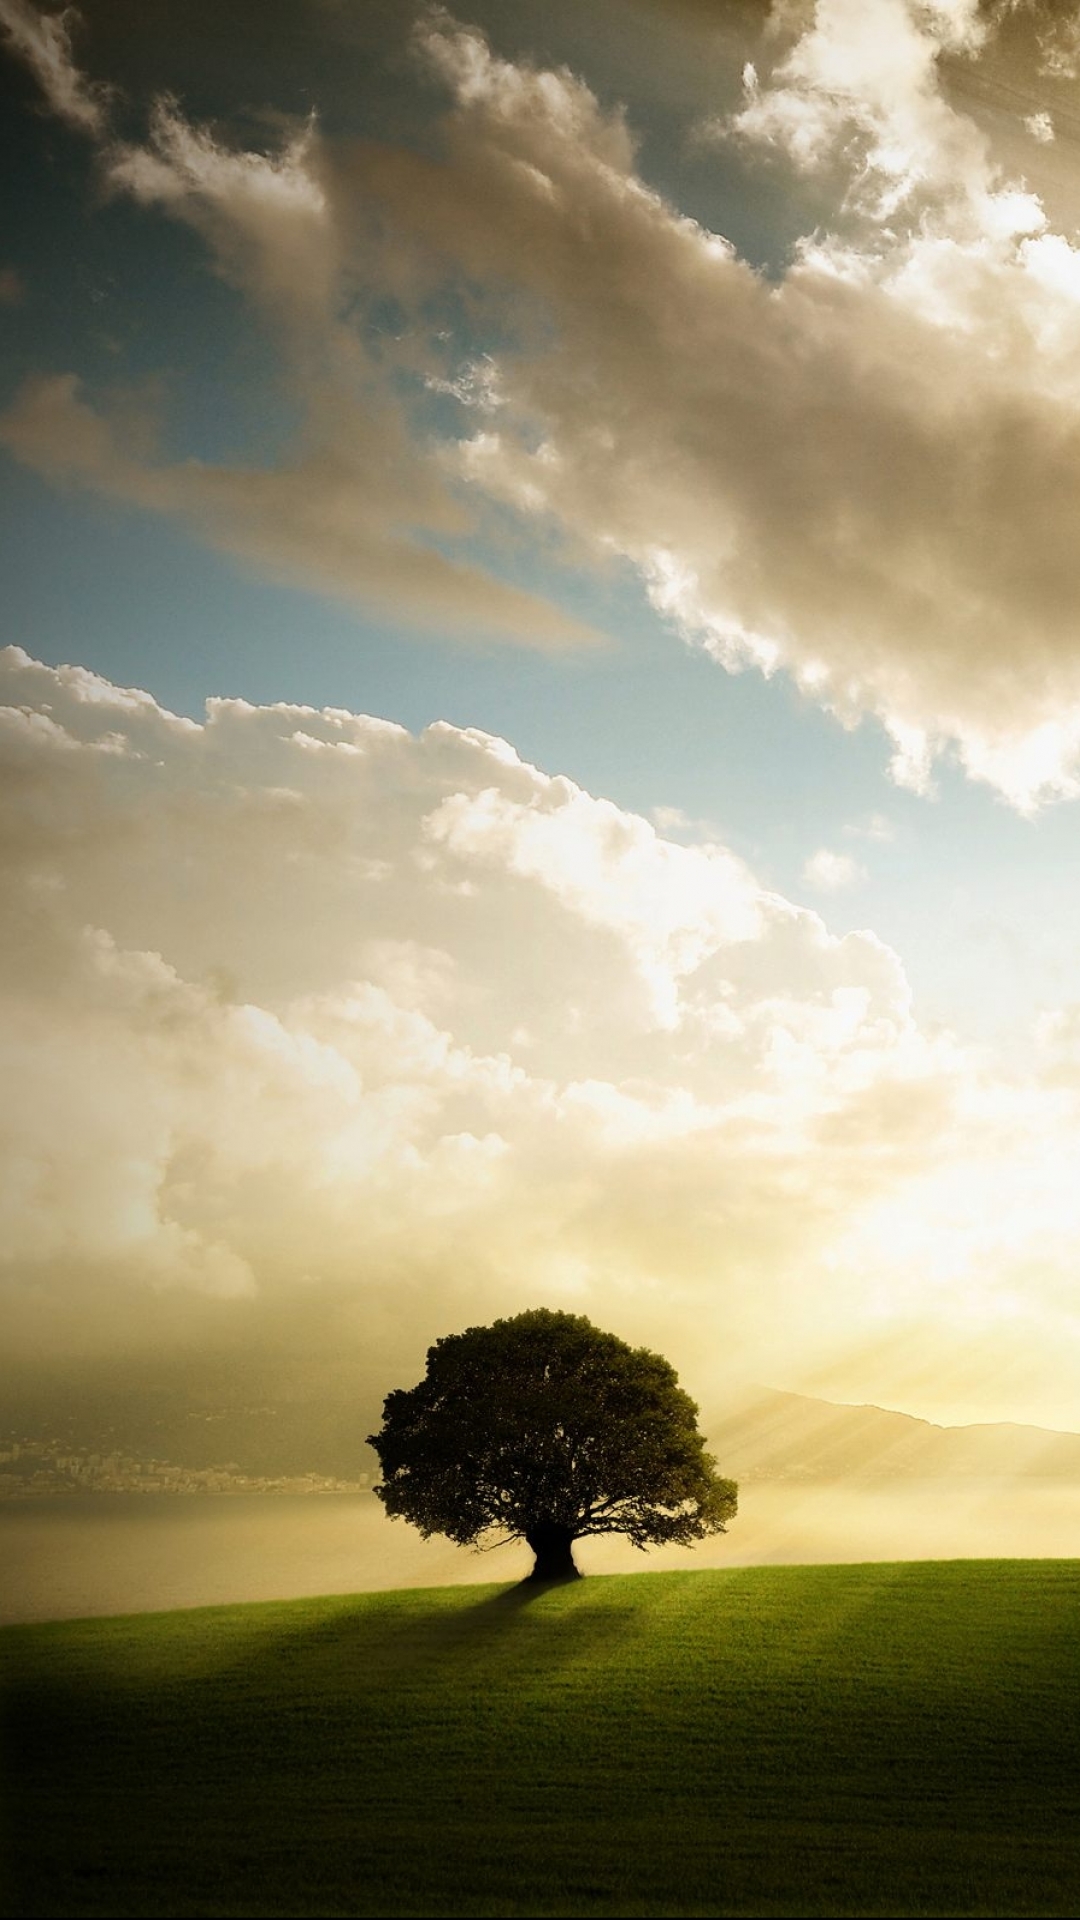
[5,647,1080,1429]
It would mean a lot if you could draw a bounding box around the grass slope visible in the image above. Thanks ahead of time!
[4,1561,1080,1918]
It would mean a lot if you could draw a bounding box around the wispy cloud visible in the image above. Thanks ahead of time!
[0,0,109,132]
[802,848,866,892]
[845,813,896,844]
[0,8,603,651]
[0,372,599,649]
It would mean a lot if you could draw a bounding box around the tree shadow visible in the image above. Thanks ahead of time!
[203,1568,644,1703]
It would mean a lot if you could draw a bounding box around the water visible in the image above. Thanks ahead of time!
[4,1479,1080,1625]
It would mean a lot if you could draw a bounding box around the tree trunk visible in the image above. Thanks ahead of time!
[525,1521,581,1582]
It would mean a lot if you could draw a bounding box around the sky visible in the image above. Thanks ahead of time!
[6,0,1080,1454]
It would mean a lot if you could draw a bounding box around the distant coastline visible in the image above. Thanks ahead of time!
[0,1439,369,1500]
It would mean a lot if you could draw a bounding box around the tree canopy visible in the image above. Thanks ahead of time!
[367,1308,737,1580]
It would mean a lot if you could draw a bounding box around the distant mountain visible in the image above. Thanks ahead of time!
[8,1371,1080,1487]
[705,1388,1080,1482]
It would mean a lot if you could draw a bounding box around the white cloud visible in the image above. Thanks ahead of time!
[425,778,766,1027]
[5,648,1080,1426]
[802,848,866,891]
[721,0,990,221]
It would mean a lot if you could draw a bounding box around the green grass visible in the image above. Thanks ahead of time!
[4,1561,1080,1917]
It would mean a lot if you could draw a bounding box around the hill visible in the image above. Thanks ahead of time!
[705,1385,1080,1481]
[5,1562,1080,1917]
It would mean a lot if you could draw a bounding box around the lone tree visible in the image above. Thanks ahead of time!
[367,1308,737,1582]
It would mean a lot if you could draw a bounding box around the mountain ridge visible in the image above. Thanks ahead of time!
[704,1386,1080,1481]
[6,1379,1080,1487]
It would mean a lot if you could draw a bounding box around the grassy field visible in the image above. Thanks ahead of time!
[4,1560,1080,1918]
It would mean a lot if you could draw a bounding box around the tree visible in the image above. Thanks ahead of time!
[366,1308,738,1581]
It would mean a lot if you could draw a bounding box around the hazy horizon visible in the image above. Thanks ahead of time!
[8,1476,1080,1626]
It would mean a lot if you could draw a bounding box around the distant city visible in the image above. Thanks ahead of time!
[0,1439,370,1499]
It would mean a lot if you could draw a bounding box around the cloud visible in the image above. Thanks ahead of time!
[336,7,1080,808]
[1025,110,1055,144]
[718,0,992,220]
[844,812,895,843]
[107,98,338,335]
[5,647,1080,1429]
[10,7,1080,798]
[0,372,599,649]
[1036,9,1080,80]
[0,12,602,651]
[0,0,109,132]
[802,848,865,891]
